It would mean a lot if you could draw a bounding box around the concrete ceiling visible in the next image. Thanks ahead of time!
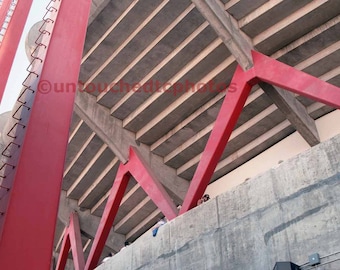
[54,0,340,261]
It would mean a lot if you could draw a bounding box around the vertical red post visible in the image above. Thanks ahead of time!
[180,66,254,214]
[0,0,33,103]
[0,0,92,269]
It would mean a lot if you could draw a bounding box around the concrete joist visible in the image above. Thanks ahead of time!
[74,91,189,201]
[192,0,253,70]
[192,0,321,147]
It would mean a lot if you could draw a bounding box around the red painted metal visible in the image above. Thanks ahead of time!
[85,163,130,270]
[56,213,85,270]
[0,0,12,35]
[85,147,178,269]
[252,50,340,109]
[180,66,254,214]
[0,0,33,103]
[180,50,340,214]
[0,0,91,269]
[55,49,340,269]
[56,229,70,270]
[69,213,86,270]
[126,147,178,220]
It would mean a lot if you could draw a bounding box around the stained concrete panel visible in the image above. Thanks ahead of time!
[96,134,340,270]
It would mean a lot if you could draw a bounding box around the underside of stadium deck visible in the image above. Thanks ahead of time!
[0,0,339,269]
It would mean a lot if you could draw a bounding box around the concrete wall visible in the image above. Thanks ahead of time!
[97,134,340,270]
[206,110,340,198]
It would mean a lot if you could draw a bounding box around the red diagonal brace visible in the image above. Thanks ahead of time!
[56,213,85,270]
[126,147,178,220]
[85,163,130,270]
[85,147,178,270]
[252,50,340,109]
[180,66,254,214]
[180,50,340,214]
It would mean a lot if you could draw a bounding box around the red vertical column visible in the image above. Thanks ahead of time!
[0,0,91,269]
[0,0,33,103]
[180,66,255,214]
[0,0,12,31]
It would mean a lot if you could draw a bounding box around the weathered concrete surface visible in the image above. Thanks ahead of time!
[96,134,340,270]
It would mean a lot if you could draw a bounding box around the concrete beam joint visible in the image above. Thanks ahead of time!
[192,0,253,70]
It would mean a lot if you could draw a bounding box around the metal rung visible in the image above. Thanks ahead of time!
[2,142,21,158]
[0,185,10,191]
[0,163,16,178]
[12,104,30,120]
[26,59,42,77]
[6,122,25,139]
[17,86,35,104]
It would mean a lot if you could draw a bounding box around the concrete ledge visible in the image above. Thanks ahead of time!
[97,134,340,270]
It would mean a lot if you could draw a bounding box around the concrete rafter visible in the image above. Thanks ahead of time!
[192,0,321,146]
[135,55,234,140]
[150,91,226,152]
[67,144,108,197]
[64,132,96,177]
[108,3,197,111]
[252,0,328,45]
[151,14,340,155]
[214,101,327,175]
[177,63,340,176]
[90,182,141,215]
[78,157,119,207]
[123,37,223,129]
[74,91,189,201]
[83,0,170,89]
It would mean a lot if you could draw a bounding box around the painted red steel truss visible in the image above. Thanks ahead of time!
[1,1,339,268]
[56,213,86,270]
[0,0,92,269]
[56,51,340,269]
[55,147,178,269]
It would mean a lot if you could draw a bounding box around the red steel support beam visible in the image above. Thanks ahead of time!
[126,147,178,220]
[0,0,12,33]
[56,229,71,270]
[85,147,178,269]
[55,50,340,269]
[252,51,340,109]
[0,0,33,103]
[69,213,86,270]
[56,213,85,270]
[0,0,91,269]
[85,163,130,270]
[180,66,255,214]
[180,50,340,214]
